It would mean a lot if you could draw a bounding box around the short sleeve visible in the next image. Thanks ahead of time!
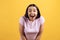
[19,16,24,26]
[40,16,45,25]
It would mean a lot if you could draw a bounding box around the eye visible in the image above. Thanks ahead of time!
[33,10,36,12]
[28,9,32,12]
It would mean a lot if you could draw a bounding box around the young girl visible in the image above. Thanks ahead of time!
[19,4,45,40]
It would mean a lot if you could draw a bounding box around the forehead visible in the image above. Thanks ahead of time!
[28,6,37,10]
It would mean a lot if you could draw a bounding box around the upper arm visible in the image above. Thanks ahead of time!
[36,16,45,39]
[40,23,44,32]
[19,23,24,35]
[19,16,24,35]
[40,16,45,32]
[19,23,26,40]
[37,16,45,36]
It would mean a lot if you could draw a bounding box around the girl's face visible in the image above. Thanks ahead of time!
[28,6,38,21]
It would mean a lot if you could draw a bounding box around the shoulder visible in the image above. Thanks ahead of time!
[19,16,28,23]
[39,16,45,24]
[19,16,25,25]
[19,16,24,21]
[40,16,45,20]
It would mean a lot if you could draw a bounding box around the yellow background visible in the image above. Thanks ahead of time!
[0,0,60,40]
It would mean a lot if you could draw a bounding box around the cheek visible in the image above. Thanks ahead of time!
[28,12,30,17]
[35,12,37,16]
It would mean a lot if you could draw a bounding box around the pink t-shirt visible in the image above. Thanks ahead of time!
[19,16,45,40]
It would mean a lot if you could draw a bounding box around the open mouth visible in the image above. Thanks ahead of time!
[30,16,35,17]
[30,14,35,18]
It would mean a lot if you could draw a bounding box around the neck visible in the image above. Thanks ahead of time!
[29,17,36,22]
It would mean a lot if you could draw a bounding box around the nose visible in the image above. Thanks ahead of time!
[30,12,35,16]
[31,11,34,14]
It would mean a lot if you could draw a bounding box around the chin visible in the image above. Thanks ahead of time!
[30,17,36,20]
